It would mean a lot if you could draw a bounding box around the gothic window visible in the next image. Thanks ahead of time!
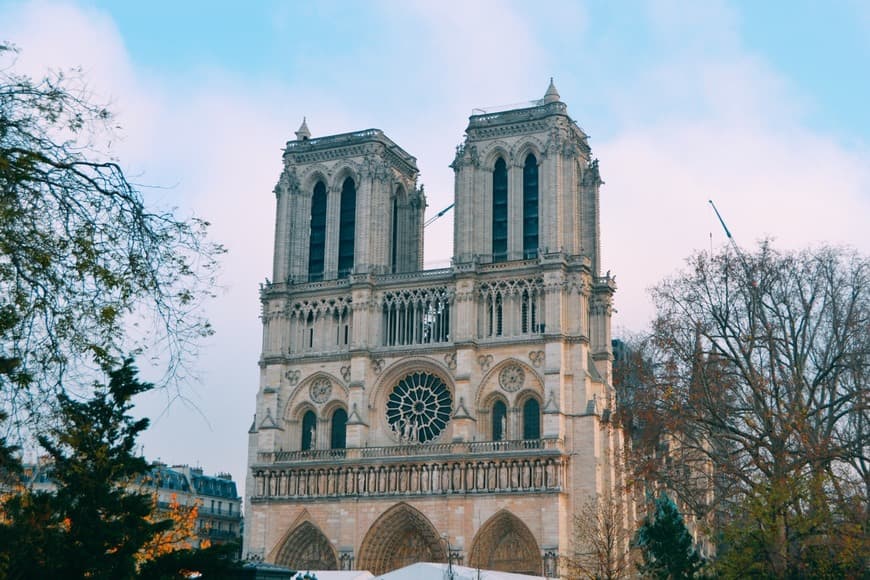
[308,182,327,282]
[492,400,507,441]
[522,398,540,440]
[386,372,452,443]
[522,154,539,259]
[331,408,347,449]
[338,177,356,278]
[391,195,399,273]
[301,410,317,451]
[492,158,508,262]
[382,287,450,346]
[485,293,504,337]
[306,311,315,350]
[520,290,538,334]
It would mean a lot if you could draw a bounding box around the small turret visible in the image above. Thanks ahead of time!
[543,78,560,104]
[295,117,311,141]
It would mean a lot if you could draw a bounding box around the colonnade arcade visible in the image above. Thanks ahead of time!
[271,503,543,576]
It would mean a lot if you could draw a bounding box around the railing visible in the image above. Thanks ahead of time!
[284,128,418,167]
[375,267,453,283]
[251,454,567,501]
[285,128,383,149]
[258,439,563,465]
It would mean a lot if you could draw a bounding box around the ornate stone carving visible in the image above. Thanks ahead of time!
[529,351,545,368]
[371,358,385,374]
[386,372,452,444]
[498,364,525,392]
[478,354,493,371]
[339,552,354,571]
[444,353,457,371]
[285,369,301,385]
[340,365,351,382]
[309,377,332,404]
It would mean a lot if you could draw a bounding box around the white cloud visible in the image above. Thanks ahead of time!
[597,2,870,332]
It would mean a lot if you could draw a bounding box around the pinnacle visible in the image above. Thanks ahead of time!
[295,117,311,141]
[543,77,560,103]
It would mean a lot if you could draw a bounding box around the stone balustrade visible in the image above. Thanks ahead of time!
[250,454,567,502]
[257,438,564,465]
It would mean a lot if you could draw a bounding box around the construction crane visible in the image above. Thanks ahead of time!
[424,203,454,228]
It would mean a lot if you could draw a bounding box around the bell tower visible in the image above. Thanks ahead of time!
[271,122,425,284]
[452,79,603,275]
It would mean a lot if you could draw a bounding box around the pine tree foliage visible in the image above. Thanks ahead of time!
[635,493,704,579]
[0,360,239,578]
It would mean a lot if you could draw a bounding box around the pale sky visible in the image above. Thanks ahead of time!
[2,0,868,498]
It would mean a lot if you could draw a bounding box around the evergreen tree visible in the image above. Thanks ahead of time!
[635,493,704,579]
[0,360,239,578]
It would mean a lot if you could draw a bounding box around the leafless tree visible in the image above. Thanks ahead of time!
[566,493,633,580]
[639,241,869,576]
[0,43,223,429]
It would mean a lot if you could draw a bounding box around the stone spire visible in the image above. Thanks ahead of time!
[295,117,311,141]
[543,78,560,104]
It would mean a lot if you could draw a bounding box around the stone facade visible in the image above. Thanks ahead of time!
[245,82,628,576]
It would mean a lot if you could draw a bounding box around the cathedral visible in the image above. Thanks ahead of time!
[244,81,628,576]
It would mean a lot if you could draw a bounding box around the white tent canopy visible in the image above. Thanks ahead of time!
[292,572,375,580]
[375,562,544,580]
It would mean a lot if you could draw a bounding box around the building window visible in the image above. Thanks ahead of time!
[386,372,452,443]
[331,407,347,449]
[391,193,399,274]
[522,398,540,440]
[486,293,503,337]
[492,157,508,262]
[522,153,539,259]
[308,182,327,282]
[492,400,507,441]
[338,177,356,278]
[301,410,317,451]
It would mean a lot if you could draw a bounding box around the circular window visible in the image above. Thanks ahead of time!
[386,372,452,444]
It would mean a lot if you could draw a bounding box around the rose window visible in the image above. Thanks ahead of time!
[386,372,452,444]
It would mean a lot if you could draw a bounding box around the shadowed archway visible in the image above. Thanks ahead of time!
[357,503,446,575]
[469,510,541,575]
[274,520,338,570]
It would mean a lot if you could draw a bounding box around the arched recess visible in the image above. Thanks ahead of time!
[517,390,543,440]
[273,520,338,570]
[357,502,447,575]
[475,359,543,411]
[469,510,542,575]
[491,157,508,262]
[391,185,405,274]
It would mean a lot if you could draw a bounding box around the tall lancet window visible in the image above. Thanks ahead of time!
[308,182,327,282]
[338,177,356,278]
[522,398,540,440]
[523,153,539,259]
[391,191,400,274]
[301,410,317,451]
[492,157,508,262]
[492,400,507,441]
[331,408,347,450]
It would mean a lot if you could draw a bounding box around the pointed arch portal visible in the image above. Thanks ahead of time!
[357,503,447,575]
[274,521,338,570]
[469,510,542,575]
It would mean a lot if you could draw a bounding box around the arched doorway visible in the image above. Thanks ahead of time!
[469,510,542,575]
[357,503,446,575]
[274,521,338,570]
